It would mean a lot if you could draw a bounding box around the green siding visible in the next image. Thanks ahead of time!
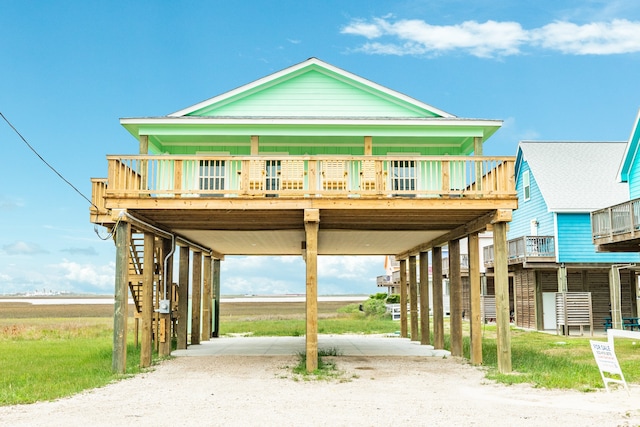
[189,70,439,118]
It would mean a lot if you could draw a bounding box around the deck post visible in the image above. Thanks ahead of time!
[468,232,482,365]
[176,246,190,349]
[140,232,155,368]
[419,251,430,345]
[191,251,202,345]
[449,239,463,357]
[432,246,445,349]
[212,259,221,338]
[399,258,408,338]
[304,209,320,372]
[202,255,213,341]
[112,220,130,374]
[409,255,419,341]
[609,266,623,330]
[493,221,512,373]
[159,237,173,357]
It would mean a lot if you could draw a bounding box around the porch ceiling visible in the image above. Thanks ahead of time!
[128,207,497,256]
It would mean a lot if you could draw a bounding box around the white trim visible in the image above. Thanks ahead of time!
[121,117,502,128]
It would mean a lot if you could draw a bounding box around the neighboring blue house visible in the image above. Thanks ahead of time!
[489,141,640,331]
[591,111,640,328]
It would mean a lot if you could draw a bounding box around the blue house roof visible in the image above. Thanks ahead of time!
[516,141,628,212]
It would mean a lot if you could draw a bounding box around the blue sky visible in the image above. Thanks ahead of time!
[2,0,640,296]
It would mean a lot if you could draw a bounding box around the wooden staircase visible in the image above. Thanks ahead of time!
[128,233,145,314]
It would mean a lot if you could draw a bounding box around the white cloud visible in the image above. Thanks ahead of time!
[55,260,115,292]
[342,17,640,58]
[531,19,640,55]
[2,241,48,255]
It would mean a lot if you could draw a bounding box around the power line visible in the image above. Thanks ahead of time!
[0,111,99,210]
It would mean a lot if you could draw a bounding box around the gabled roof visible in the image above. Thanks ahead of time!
[168,57,453,118]
[617,108,640,182]
[516,141,628,212]
[120,58,503,154]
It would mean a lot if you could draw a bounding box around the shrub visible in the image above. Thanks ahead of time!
[362,298,387,317]
[386,294,400,304]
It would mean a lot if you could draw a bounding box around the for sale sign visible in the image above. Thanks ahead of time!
[590,340,627,392]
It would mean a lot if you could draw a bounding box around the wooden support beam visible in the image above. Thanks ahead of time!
[364,136,372,155]
[468,233,482,365]
[409,256,419,341]
[305,211,319,372]
[202,255,213,341]
[158,237,173,357]
[419,251,431,345]
[140,232,154,368]
[396,211,494,259]
[112,220,130,374]
[250,135,259,155]
[449,239,462,357]
[212,259,221,338]
[474,136,483,156]
[191,251,202,345]
[609,266,623,330]
[176,246,190,350]
[399,259,408,338]
[139,135,148,154]
[493,221,512,373]
[432,246,445,349]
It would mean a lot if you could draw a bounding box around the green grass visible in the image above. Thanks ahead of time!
[0,318,149,405]
[3,304,640,406]
[220,313,398,336]
[462,325,640,390]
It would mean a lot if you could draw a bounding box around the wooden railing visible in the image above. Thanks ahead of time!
[591,199,640,242]
[484,236,555,267]
[99,155,515,199]
[90,178,108,215]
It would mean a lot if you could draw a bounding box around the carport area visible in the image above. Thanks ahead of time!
[172,334,451,357]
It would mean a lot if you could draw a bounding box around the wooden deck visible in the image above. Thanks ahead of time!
[591,199,640,251]
[91,154,517,258]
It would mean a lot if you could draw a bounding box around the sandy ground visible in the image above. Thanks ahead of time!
[1,354,639,427]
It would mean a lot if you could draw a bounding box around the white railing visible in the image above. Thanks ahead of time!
[102,155,515,199]
[591,199,640,242]
[484,236,555,267]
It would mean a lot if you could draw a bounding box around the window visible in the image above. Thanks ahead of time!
[199,160,225,191]
[391,160,416,191]
[523,170,530,201]
[265,160,281,191]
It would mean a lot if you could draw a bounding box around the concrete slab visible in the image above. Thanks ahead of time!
[172,334,451,357]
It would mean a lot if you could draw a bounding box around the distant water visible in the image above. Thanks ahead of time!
[0,295,369,305]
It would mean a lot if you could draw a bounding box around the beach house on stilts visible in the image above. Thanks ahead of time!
[89,58,517,372]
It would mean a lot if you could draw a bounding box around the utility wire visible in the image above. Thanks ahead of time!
[1,111,99,210]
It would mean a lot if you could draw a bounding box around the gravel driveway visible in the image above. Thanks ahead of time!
[1,353,639,426]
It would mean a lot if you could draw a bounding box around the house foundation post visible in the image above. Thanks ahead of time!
[212,259,221,338]
[493,220,512,373]
[609,266,623,330]
[140,232,155,368]
[432,246,445,349]
[449,239,463,357]
[112,220,130,374]
[158,237,173,357]
[468,232,482,365]
[419,251,430,345]
[191,251,202,345]
[304,209,320,372]
[399,258,408,338]
[176,246,190,349]
[409,255,419,341]
[202,255,213,341]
